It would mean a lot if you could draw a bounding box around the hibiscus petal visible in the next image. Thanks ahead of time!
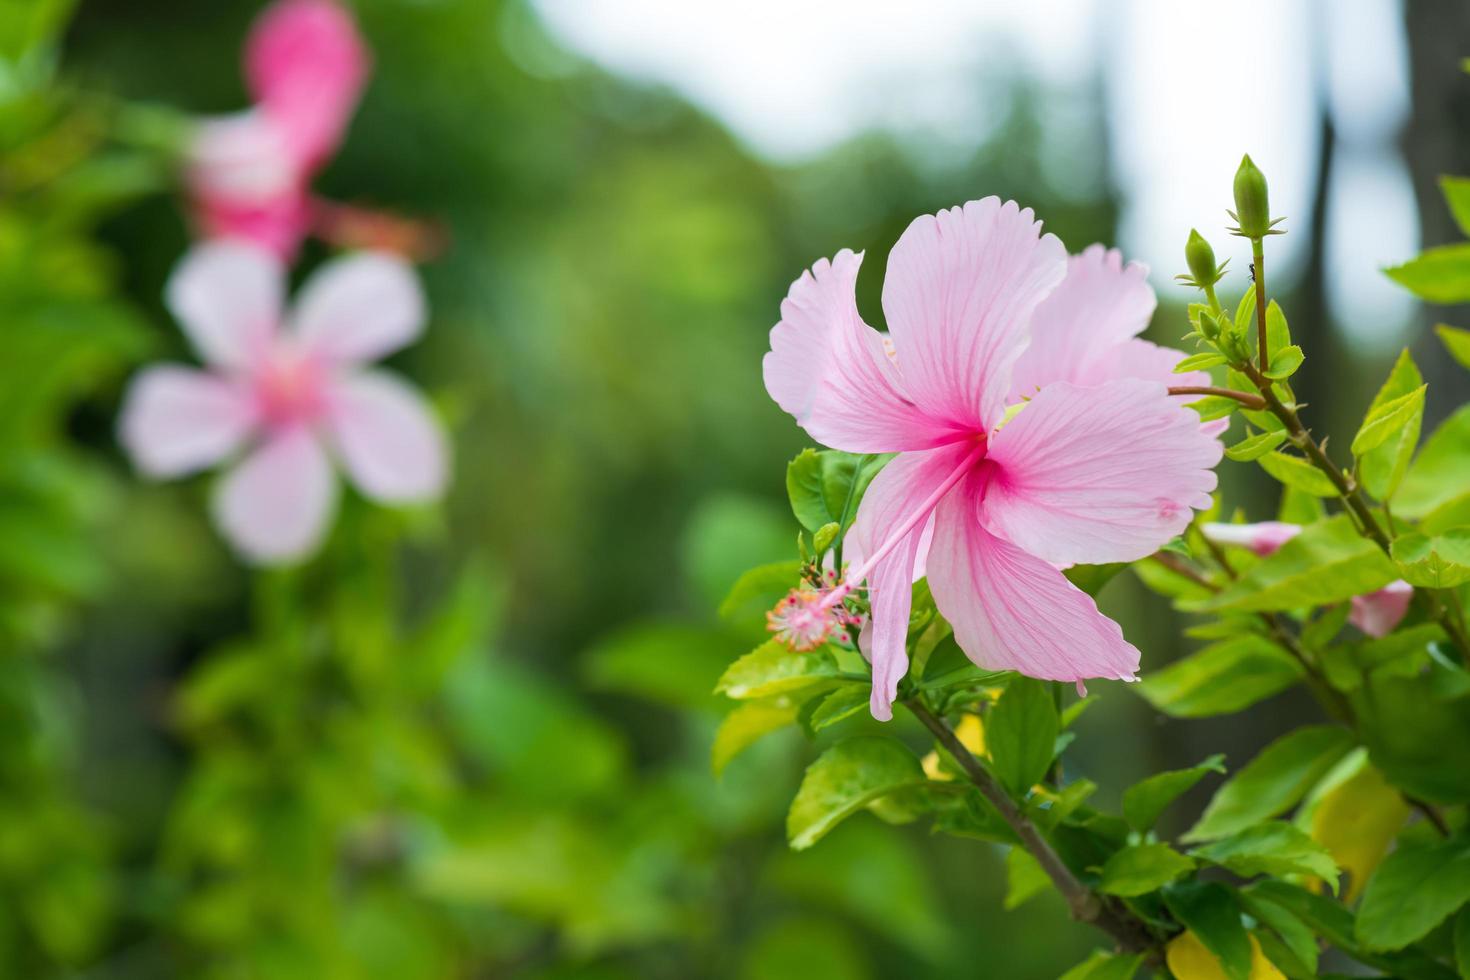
[1349,580,1413,638]
[166,241,284,370]
[324,371,448,502]
[847,443,975,719]
[928,480,1140,682]
[764,249,947,453]
[291,252,426,364]
[212,426,336,563]
[982,379,1222,565]
[882,198,1067,431]
[118,366,257,477]
[1008,245,1157,399]
[245,0,369,171]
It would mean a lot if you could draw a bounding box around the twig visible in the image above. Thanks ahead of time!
[905,699,1161,958]
[1167,386,1267,410]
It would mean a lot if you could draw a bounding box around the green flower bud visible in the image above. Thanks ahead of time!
[1231,154,1271,239]
[1197,308,1221,341]
[1185,229,1219,288]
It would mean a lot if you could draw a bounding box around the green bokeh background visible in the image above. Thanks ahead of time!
[1,0,1466,976]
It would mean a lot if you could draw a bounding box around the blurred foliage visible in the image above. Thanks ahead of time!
[0,0,1138,976]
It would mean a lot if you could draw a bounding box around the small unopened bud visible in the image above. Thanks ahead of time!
[1198,308,1222,341]
[1185,229,1219,288]
[1231,154,1271,239]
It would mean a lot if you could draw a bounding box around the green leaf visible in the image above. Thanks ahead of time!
[1359,349,1426,500]
[719,560,802,631]
[712,699,799,775]
[1189,822,1338,889]
[812,521,840,554]
[1003,847,1050,910]
[1355,836,1470,951]
[1264,345,1304,380]
[1136,636,1303,718]
[786,737,927,850]
[1436,323,1470,371]
[1454,906,1470,980]
[1238,890,1319,979]
[985,676,1059,797]
[1062,562,1127,597]
[807,683,871,732]
[1058,950,1144,980]
[1399,404,1470,519]
[1096,843,1195,897]
[1186,725,1355,841]
[1256,451,1338,497]
[716,640,840,700]
[1441,175,1470,238]
[1234,285,1257,336]
[1175,352,1228,372]
[1225,429,1287,462]
[1188,395,1241,422]
[785,449,888,533]
[1391,529,1470,588]
[1163,881,1253,980]
[1352,384,1427,456]
[1265,300,1292,358]
[1386,242,1470,304]
[1122,755,1226,831]
[1202,514,1399,613]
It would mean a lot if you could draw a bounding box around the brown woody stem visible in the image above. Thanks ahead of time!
[905,698,1161,958]
[1167,386,1266,410]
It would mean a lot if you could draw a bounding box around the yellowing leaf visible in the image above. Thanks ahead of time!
[1308,762,1410,902]
[1166,931,1285,980]
[712,699,799,776]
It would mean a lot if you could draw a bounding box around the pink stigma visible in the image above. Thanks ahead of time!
[252,343,327,428]
[768,588,845,651]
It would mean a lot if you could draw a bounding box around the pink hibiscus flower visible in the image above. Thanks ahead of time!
[186,0,369,258]
[1201,522,1413,638]
[118,241,449,564]
[764,198,1223,720]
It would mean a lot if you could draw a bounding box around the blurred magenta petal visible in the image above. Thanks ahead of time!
[982,379,1222,566]
[847,443,976,720]
[767,199,1221,718]
[1200,520,1302,557]
[763,249,942,453]
[1350,580,1413,637]
[118,367,256,477]
[213,426,336,563]
[291,252,426,364]
[325,371,447,502]
[882,198,1066,430]
[928,475,1140,681]
[244,0,368,171]
[165,241,284,370]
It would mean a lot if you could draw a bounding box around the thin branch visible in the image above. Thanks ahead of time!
[904,699,1161,959]
[1167,386,1267,410]
[1236,361,1470,658]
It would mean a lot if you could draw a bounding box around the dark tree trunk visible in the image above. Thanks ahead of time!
[1402,0,1470,414]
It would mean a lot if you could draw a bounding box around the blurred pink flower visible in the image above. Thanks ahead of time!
[119,242,448,564]
[1202,522,1413,637]
[764,198,1222,719]
[1199,520,1302,557]
[186,0,369,258]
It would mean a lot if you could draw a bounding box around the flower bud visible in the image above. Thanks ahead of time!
[1231,154,1271,239]
[1197,308,1221,341]
[1185,229,1218,287]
